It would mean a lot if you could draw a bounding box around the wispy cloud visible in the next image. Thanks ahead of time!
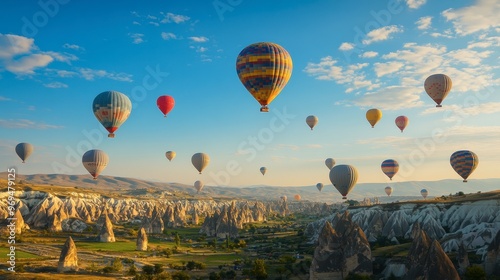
[416,16,432,30]
[161,32,177,40]
[362,25,402,45]
[63,43,84,51]
[442,0,500,35]
[43,81,68,88]
[0,119,63,129]
[196,47,208,53]
[5,54,53,74]
[353,86,424,110]
[421,102,500,122]
[0,33,33,58]
[0,96,11,101]
[304,56,379,93]
[373,61,404,77]
[161,12,190,24]
[78,68,133,82]
[406,0,426,9]
[149,22,159,27]
[189,36,209,43]
[128,33,145,44]
[339,42,354,51]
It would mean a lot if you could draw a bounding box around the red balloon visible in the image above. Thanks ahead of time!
[157,95,175,117]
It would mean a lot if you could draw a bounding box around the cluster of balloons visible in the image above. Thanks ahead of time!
[12,42,474,200]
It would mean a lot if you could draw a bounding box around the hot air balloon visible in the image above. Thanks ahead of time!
[157,95,175,117]
[421,189,428,199]
[165,151,176,162]
[325,158,335,170]
[294,194,301,201]
[236,42,293,112]
[329,164,358,199]
[192,153,210,174]
[82,149,109,179]
[424,74,452,107]
[15,143,34,163]
[306,115,318,130]
[316,183,324,192]
[260,167,267,176]
[280,195,287,202]
[450,150,478,182]
[93,90,132,138]
[385,186,393,196]
[395,116,409,133]
[366,109,382,128]
[381,159,399,180]
[194,180,204,193]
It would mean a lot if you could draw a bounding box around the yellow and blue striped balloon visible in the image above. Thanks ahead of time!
[381,159,399,180]
[450,150,478,182]
[93,91,132,138]
[236,42,293,112]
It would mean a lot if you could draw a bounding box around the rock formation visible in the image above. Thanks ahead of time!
[136,227,148,251]
[457,242,469,275]
[405,229,459,280]
[484,229,500,276]
[98,210,115,242]
[192,210,199,225]
[143,206,164,234]
[57,236,78,272]
[309,211,372,280]
[13,208,27,235]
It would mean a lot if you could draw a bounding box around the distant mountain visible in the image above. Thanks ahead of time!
[1,172,498,203]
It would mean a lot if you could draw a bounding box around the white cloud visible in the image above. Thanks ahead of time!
[442,0,500,35]
[382,43,447,76]
[189,36,209,43]
[0,119,63,129]
[339,42,354,51]
[161,32,177,40]
[362,25,402,45]
[430,32,454,39]
[27,105,35,110]
[353,86,424,110]
[43,81,68,88]
[416,16,432,30]
[149,22,159,27]
[55,69,77,77]
[147,15,157,20]
[196,47,208,53]
[421,102,500,122]
[129,33,145,44]
[373,61,404,77]
[360,51,378,58]
[467,37,500,49]
[78,68,133,82]
[0,96,11,101]
[0,34,33,58]
[406,0,426,9]
[446,49,491,66]
[5,54,53,74]
[161,12,190,24]
[304,56,378,93]
[132,21,141,25]
[63,43,84,51]
[44,51,78,63]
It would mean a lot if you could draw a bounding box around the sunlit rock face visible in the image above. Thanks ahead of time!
[484,229,500,276]
[98,210,115,242]
[136,227,148,251]
[57,236,78,273]
[309,211,372,280]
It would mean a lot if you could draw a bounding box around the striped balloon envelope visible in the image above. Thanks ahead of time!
[450,150,478,182]
[93,91,132,138]
[381,159,399,180]
[236,42,293,112]
[82,149,109,179]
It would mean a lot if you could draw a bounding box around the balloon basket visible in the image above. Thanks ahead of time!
[463,180,467,183]
[108,133,115,138]
[260,106,269,112]
[436,104,442,107]
[342,196,347,199]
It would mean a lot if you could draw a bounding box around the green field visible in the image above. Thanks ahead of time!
[0,246,46,261]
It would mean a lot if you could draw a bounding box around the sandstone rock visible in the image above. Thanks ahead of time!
[62,218,88,233]
[98,210,115,242]
[484,229,500,275]
[309,211,372,280]
[58,236,78,272]
[457,242,469,275]
[13,208,27,235]
[136,227,148,251]
[405,229,459,280]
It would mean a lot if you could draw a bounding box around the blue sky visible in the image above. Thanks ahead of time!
[1,0,499,191]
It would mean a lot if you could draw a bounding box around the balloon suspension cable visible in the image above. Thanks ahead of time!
[108,133,115,138]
